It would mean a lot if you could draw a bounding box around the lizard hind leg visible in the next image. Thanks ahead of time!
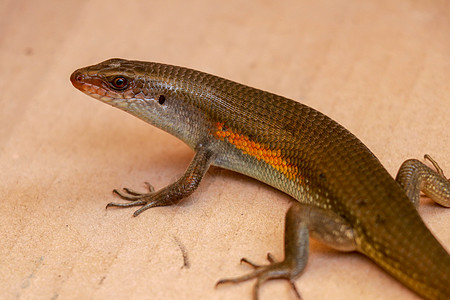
[216,202,357,299]
[216,202,309,300]
[396,155,450,208]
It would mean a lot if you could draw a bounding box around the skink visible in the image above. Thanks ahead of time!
[70,59,450,299]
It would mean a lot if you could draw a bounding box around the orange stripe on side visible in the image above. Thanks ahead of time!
[213,122,301,181]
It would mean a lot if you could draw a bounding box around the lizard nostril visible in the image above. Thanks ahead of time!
[70,71,82,83]
[70,71,85,89]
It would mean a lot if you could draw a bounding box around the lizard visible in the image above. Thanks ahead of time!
[70,58,450,299]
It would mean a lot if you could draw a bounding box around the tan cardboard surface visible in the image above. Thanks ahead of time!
[1,1,449,299]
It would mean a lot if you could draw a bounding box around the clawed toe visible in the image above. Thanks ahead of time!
[425,154,448,180]
[241,253,278,268]
[106,199,147,209]
[122,187,144,196]
[112,189,145,200]
[113,182,156,199]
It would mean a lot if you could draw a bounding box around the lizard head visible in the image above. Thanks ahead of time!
[70,58,210,148]
[71,58,145,104]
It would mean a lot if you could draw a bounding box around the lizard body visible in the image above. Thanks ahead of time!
[71,59,450,299]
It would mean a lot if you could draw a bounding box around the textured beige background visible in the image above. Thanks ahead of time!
[1,1,449,299]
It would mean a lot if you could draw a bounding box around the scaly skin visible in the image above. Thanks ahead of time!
[71,59,450,299]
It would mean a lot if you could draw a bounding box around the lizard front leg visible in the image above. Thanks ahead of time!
[106,144,214,216]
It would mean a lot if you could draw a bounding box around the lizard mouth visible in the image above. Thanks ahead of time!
[70,70,114,101]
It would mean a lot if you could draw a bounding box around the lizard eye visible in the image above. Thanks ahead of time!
[110,76,128,90]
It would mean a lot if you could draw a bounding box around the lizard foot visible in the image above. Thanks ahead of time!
[216,253,302,300]
[105,145,214,217]
[106,182,169,216]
